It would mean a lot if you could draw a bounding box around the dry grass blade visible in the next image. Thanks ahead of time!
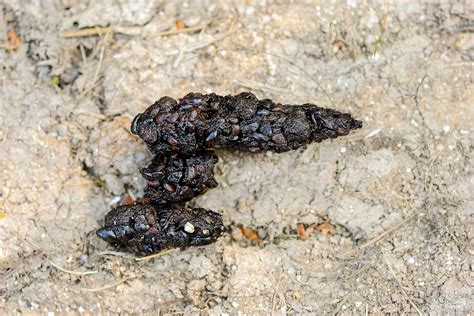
[172,16,237,68]
[271,274,283,315]
[96,251,137,260]
[135,249,176,261]
[423,146,445,192]
[78,277,131,292]
[91,31,112,88]
[383,253,423,315]
[78,30,112,98]
[444,62,474,68]
[59,27,112,38]
[150,21,212,37]
[232,78,289,94]
[343,214,417,258]
[47,259,98,276]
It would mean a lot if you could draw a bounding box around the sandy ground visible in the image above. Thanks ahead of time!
[0,0,473,314]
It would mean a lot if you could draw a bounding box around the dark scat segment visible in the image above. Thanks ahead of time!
[97,92,363,255]
[140,150,218,205]
[131,92,363,154]
[96,204,224,254]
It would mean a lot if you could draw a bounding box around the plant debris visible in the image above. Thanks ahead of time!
[296,223,316,240]
[296,222,336,239]
[6,28,21,50]
[238,225,262,245]
[316,222,336,236]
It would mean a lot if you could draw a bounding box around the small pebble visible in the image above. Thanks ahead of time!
[79,254,88,264]
[231,227,243,241]
[184,222,195,233]
[237,198,248,212]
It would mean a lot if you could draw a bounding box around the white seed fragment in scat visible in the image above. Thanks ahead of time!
[202,229,209,235]
[184,222,195,233]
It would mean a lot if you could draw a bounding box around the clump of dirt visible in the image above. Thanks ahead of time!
[0,0,472,314]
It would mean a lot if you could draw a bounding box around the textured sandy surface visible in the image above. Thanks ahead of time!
[1,0,473,314]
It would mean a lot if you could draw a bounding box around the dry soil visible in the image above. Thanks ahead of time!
[0,0,473,314]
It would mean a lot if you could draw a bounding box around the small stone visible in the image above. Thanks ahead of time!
[184,222,195,233]
[183,15,201,27]
[324,262,333,270]
[237,197,248,212]
[293,290,302,300]
[231,227,243,241]
[79,254,88,264]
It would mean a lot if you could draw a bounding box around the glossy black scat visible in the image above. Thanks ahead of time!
[96,228,116,241]
[131,92,363,154]
[140,151,218,205]
[97,204,224,255]
[98,92,363,256]
[130,113,141,135]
